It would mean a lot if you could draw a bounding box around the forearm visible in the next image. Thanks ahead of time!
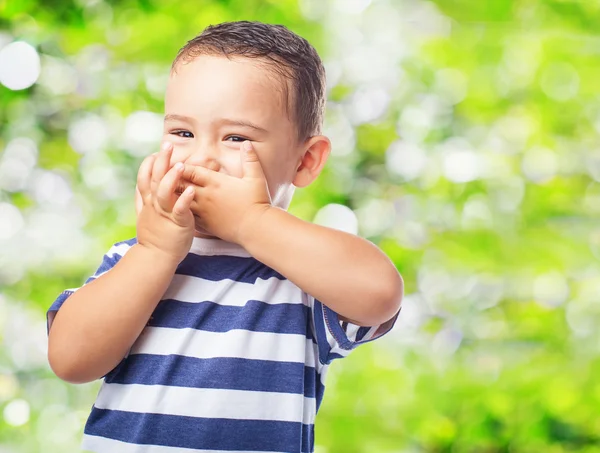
[48,244,179,383]
[241,208,403,326]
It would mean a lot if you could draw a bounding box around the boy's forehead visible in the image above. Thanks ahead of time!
[166,55,291,120]
[168,56,286,101]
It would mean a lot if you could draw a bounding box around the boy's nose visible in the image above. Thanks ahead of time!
[183,145,222,172]
[186,158,221,172]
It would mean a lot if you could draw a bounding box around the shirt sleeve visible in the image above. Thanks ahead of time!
[308,294,400,365]
[46,238,137,333]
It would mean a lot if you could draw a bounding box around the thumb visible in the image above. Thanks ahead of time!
[135,184,143,216]
[241,141,265,180]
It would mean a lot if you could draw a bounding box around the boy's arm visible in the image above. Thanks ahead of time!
[48,143,196,384]
[48,245,179,383]
[179,141,402,327]
[239,208,403,327]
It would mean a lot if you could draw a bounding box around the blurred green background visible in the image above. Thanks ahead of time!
[1,0,599,451]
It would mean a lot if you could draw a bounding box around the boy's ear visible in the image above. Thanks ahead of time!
[293,135,331,188]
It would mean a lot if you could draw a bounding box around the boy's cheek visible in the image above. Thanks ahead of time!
[168,145,191,168]
[220,154,244,178]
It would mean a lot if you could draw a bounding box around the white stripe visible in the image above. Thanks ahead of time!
[329,344,352,358]
[343,324,377,343]
[302,292,346,369]
[95,383,316,424]
[345,323,361,342]
[131,327,317,365]
[189,236,251,258]
[106,242,133,258]
[308,338,325,375]
[318,364,329,386]
[360,326,379,342]
[88,270,106,281]
[162,274,305,306]
[87,242,133,280]
[322,310,352,358]
[82,434,283,453]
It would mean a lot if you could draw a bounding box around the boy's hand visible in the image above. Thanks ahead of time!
[136,142,196,264]
[180,140,272,245]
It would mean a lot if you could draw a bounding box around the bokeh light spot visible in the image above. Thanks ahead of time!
[534,271,569,308]
[0,203,24,240]
[0,41,41,90]
[3,399,30,427]
[386,140,427,181]
[521,146,557,183]
[313,203,358,235]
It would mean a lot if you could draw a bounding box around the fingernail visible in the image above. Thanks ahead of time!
[175,162,183,171]
[161,142,172,151]
[243,141,252,152]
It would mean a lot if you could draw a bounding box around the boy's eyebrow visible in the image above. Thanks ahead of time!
[219,119,269,134]
[164,114,196,125]
[165,114,268,134]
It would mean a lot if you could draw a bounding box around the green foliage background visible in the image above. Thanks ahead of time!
[1,0,599,452]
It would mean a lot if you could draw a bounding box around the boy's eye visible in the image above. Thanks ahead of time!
[172,130,194,138]
[224,135,247,142]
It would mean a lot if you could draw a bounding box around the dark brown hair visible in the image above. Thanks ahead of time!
[173,21,326,141]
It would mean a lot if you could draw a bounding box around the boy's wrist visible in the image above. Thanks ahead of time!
[132,242,183,271]
[237,205,281,250]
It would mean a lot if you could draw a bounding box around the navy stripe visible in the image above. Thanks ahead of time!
[323,304,354,350]
[304,365,319,400]
[150,299,313,337]
[94,254,115,275]
[105,354,318,398]
[309,366,325,411]
[177,253,286,283]
[47,291,71,315]
[85,409,314,452]
[315,385,325,411]
[312,300,333,365]
[356,326,371,342]
[93,238,136,275]
[115,238,137,247]
[46,291,74,333]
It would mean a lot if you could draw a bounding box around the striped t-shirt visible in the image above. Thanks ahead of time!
[47,236,398,453]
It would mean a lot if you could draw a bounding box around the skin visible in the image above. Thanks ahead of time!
[48,55,403,384]
[165,56,302,213]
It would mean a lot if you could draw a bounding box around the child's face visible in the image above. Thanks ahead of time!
[164,55,302,210]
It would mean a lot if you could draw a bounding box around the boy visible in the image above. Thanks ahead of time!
[47,21,403,453]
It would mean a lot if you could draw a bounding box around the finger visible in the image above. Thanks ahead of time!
[156,162,185,212]
[190,198,202,215]
[137,154,156,202]
[135,185,143,216]
[171,186,195,226]
[175,179,194,195]
[241,141,265,180]
[205,159,221,172]
[181,164,211,187]
[151,142,173,194]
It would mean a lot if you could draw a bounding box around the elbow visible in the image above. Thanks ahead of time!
[48,340,96,385]
[48,353,89,385]
[350,270,404,327]
[370,269,404,326]
[48,361,86,385]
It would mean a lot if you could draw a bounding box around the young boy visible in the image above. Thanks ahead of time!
[47,21,403,453]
